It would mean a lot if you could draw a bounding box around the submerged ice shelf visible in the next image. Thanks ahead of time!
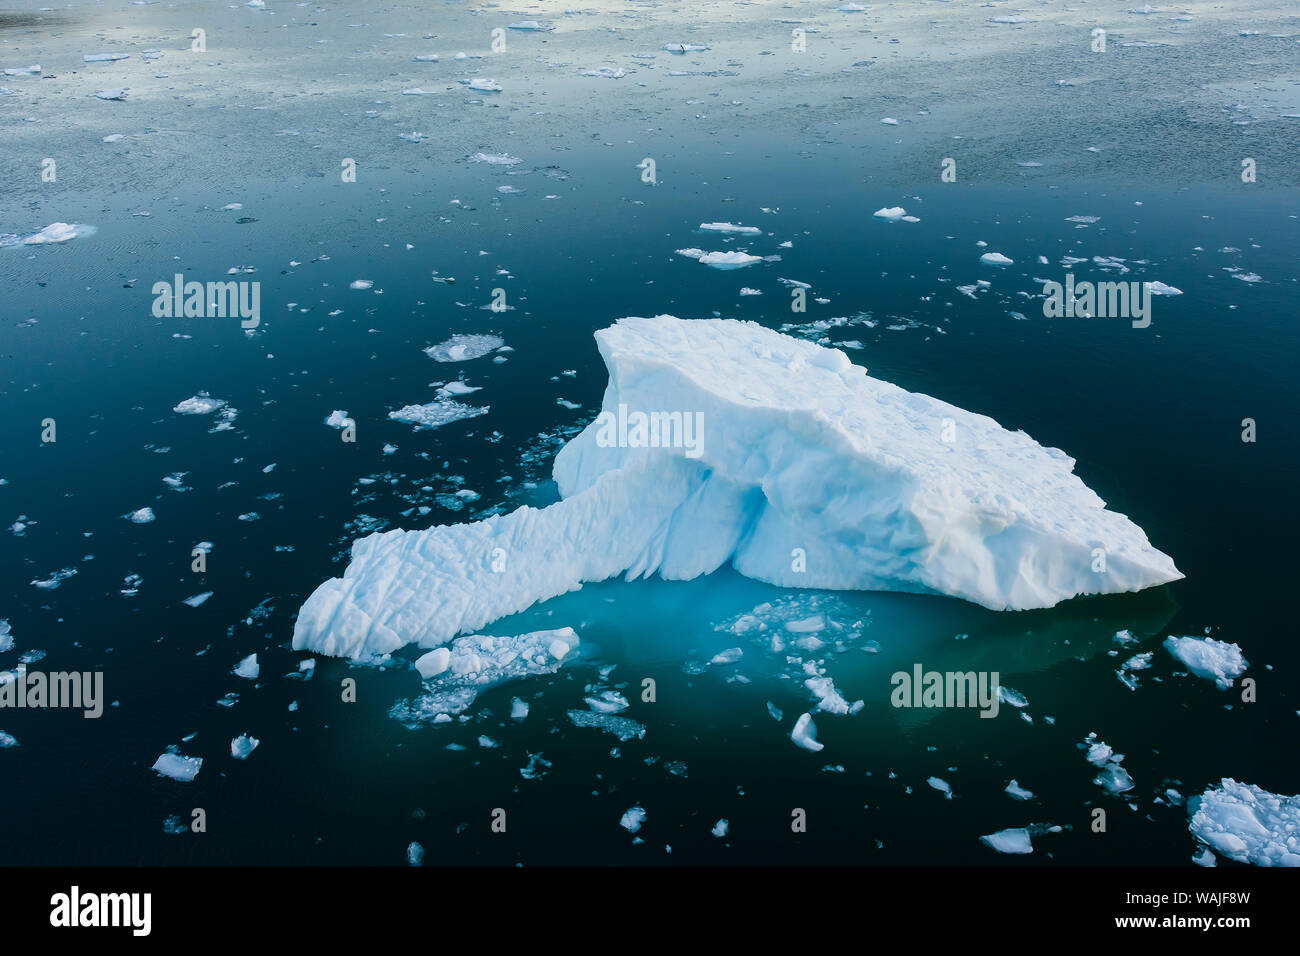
[295,316,1181,660]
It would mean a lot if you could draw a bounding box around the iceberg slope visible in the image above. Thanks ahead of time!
[294,316,1181,660]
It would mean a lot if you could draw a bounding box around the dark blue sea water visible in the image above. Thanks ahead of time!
[2,146,1297,865]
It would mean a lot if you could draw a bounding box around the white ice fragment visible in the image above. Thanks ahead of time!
[981,828,1033,854]
[620,806,646,833]
[791,712,823,752]
[1163,636,1248,690]
[980,252,1014,266]
[1005,779,1035,801]
[230,734,259,759]
[425,334,504,362]
[152,753,202,782]
[1188,779,1300,867]
[233,653,259,680]
[928,776,953,799]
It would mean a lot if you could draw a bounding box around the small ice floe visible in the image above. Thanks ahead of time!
[496,185,523,195]
[620,806,646,833]
[182,591,213,608]
[676,248,762,270]
[712,818,729,837]
[233,653,260,680]
[349,279,373,290]
[4,223,94,246]
[0,731,18,748]
[778,277,811,289]
[32,568,76,590]
[470,152,522,165]
[568,709,645,741]
[709,647,743,665]
[990,15,1037,24]
[407,842,424,866]
[928,776,953,799]
[790,712,823,752]
[92,89,128,100]
[125,507,155,524]
[1065,215,1100,225]
[508,21,555,32]
[465,78,502,92]
[980,252,1014,266]
[173,394,226,415]
[585,690,630,714]
[324,410,350,429]
[1163,636,1248,690]
[664,43,709,53]
[1188,779,1300,867]
[102,133,124,143]
[580,68,625,79]
[698,222,762,235]
[413,54,439,62]
[437,380,481,397]
[152,752,202,782]
[1005,779,1035,801]
[402,88,431,96]
[3,65,40,76]
[230,734,259,759]
[398,628,579,722]
[0,620,12,653]
[840,3,869,12]
[1082,733,1134,794]
[399,132,426,143]
[425,333,504,362]
[872,207,907,222]
[84,53,130,63]
[880,117,899,125]
[1015,161,1043,168]
[1116,651,1154,691]
[388,400,488,431]
[740,287,762,296]
[511,697,529,720]
[1147,281,1183,296]
[980,827,1033,854]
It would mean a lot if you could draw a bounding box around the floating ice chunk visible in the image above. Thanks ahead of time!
[840,3,869,12]
[511,697,530,720]
[0,731,17,748]
[425,334,504,362]
[1193,846,1217,867]
[388,400,488,431]
[400,628,578,720]
[413,54,439,62]
[183,591,213,608]
[981,827,1033,854]
[233,653,260,680]
[102,133,124,143]
[740,287,762,296]
[407,842,424,865]
[664,43,708,53]
[880,117,899,125]
[805,676,849,715]
[92,89,128,100]
[324,410,350,429]
[1163,636,1248,690]
[710,647,743,665]
[470,152,522,166]
[125,507,155,524]
[928,776,953,799]
[872,207,907,222]
[3,65,40,76]
[1188,779,1300,867]
[0,620,11,653]
[620,806,646,833]
[12,223,92,245]
[152,753,202,782]
[509,21,555,32]
[980,252,1014,266]
[230,734,259,759]
[581,68,625,79]
[698,222,762,235]
[349,279,373,290]
[766,701,783,721]
[712,818,729,837]
[1005,779,1035,801]
[676,248,762,269]
[1146,281,1183,296]
[294,316,1181,660]
[399,132,426,143]
[84,53,130,63]
[465,78,502,92]
[569,709,645,741]
[174,394,228,416]
[585,690,629,714]
[791,712,823,752]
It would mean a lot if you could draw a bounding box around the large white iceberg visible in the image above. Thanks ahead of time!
[294,316,1181,660]
[1188,779,1300,867]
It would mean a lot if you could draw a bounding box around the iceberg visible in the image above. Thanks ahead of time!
[294,315,1181,661]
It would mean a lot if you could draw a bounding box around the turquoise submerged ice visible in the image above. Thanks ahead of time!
[293,316,1181,660]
